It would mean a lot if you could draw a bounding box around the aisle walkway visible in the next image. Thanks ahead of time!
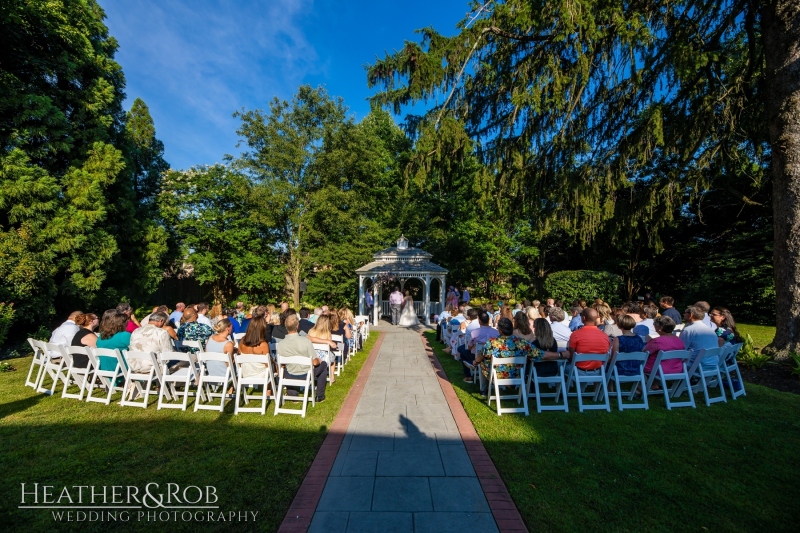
[308,326,499,533]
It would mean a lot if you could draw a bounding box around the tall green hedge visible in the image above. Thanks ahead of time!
[543,270,622,305]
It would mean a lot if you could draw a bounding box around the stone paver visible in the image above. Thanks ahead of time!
[309,326,499,533]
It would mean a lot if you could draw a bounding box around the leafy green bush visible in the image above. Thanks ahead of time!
[789,353,800,379]
[543,270,623,305]
[27,325,51,343]
[739,333,771,369]
[0,302,14,347]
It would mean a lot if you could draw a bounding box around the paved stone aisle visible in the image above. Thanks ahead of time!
[309,326,499,533]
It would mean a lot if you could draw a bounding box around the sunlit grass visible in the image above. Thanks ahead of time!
[425,332,800,532]
[738,323,776,349]
[0,333,378,532]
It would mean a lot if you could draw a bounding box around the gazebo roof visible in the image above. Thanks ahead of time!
[355,236,447,275]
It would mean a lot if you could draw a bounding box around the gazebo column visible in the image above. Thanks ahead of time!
[424,274,430,325]
[358,275,364,316]
[440,276,446,312]
[375,282,382,325]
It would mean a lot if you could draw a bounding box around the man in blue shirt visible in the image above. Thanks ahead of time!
[169,302,185,328]
[659,296,683,324]
[681,305,720,370]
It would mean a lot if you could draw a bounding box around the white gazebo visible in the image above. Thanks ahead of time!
[356,235,447,325]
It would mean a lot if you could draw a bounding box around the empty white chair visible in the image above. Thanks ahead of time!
[157,351,197,411]
[721,343,746,399]
[683,347,727,406]
[25,338,48,389]
[61,346,94,401]
[644,350,696,409]
[120,351,164,408]
[233,333,245,347]
[527,360,569,413]
[36,343,69,395]
[607,351,649,411]
[274,354,315,417]
[566,352,611,412]
[181,339,204,353]
[86,347,127,405]
[195,352,235,412]
[234,353,275,415]
[487,356,529,416]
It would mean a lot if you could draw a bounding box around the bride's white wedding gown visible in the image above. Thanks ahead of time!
[398,297,419,326]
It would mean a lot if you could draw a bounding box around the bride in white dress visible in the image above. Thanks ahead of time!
[398,290,419,326]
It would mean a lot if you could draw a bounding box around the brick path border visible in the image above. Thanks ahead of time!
[419,331,529,533]
[277,332,385,533]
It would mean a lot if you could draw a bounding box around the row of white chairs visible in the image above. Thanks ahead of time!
[483,343,745,415]
[24,338,348,418]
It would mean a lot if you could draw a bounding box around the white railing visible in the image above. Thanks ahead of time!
[380,301,437,317]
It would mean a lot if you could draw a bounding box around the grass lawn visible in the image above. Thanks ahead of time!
[425,332,800,532]
[0,333,378,532]
[738,323,776,350]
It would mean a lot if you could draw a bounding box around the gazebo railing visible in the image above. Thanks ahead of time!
[380,301,437,318]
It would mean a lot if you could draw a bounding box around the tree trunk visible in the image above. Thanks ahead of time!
[762,0,800,359]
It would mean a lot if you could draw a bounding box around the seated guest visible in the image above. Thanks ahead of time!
[280,315,328,402]
[70,313,99,367]
[224,308,240,334]
[310,307,322,324]
[50,311,82,353]
[568,305,584,331]
[169,302,185,329]
[695,301,713,328]
[681,305,720,370]
[499,304,513,322]
[204,318,235,378]
[474,318,561,395]
[128,311,175,372]
[208,303,223,327]
[531,318,560,377]
[548,307,572,344]
[623,302,644,323]
[643,316,685,376]
[464,308,480,338]
[709,306,742,347]
[96,309,131,371]
[116,302,139,333]
[594,302,622,338]
[659,296,683,324]
[298,308,315,334]
[512,311,536,342]
[161,311,179,341]
[239,306,257,333]
[633,305,659,341]
[526,306,541,329]
[458,311,499,381]
[140,306,160,326]
[336,307,356,354]
[612,314,646,376]
[238,310,271,380]
[177,307,214,353]
[308,315,339,380]
[568,308,611,372]
[271,309,294,341]
[512,303,524,316]
[196,302,212,327]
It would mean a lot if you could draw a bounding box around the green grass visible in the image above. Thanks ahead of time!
[425,332,800,532]
[0,333,379,533]
[738,323,776,349]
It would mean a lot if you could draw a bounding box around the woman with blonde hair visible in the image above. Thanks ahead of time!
[209,303,223,326]
[594,302,622,338]
[205,318,235,379]
[526,306,541,329]
[308,315,339,381]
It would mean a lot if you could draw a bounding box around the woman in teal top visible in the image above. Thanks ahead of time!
[95,309,131,371]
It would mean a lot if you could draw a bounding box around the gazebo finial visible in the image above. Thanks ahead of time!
[397,234,409,251]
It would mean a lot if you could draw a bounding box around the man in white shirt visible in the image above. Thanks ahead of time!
[49,311,81,356]
[548,307,572,344]
[196,302,212,327]
[681,305,719,370]
[128,312,174,372]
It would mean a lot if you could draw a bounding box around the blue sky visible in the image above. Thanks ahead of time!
[102,0,470,170]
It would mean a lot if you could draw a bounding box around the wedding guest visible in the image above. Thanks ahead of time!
[116,302,139,333]
[681,305,720,369]
[128,311,174,372]
[169,303,185,329]
[281,314,328,402]
[659,296,683,324]
[238,311,271,382]
[177,307,214,353]
[512,311,536,342]
[459,311,498,381]
[594,302,622,338]
[567,308,610,372]
[531,318,560,377]
[70,313,99,368]
[204,318,235,378]
[612,314,646,376]
[643,316,685,376]
[548,307,572,344]
[196,302,212,327]
[709,306,742,346]
[50,311,81,349]
[96,309,131,371]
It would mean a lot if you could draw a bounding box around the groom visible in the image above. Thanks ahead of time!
[389,286,404,325]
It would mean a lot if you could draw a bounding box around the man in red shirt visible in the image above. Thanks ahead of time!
[568,308,610,370]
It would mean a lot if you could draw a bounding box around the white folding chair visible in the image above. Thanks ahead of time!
[61,346,94,401]
[86,348,127,405]
[234,353,275,415]
[194,352,234,412]
[644,350,696,409]
[233,333,245,349]
[120,351,162,408]
[35,343,68,395]
[182,339,204,352]
[355,315,370,340]
[274,354,316,417]
[527,360,569,413]
[682,347,727,406]
[556,340,569,352]
[487,356,529,416]
[25,338,48,389]
[566,352,611,412]
[313,343,335,385]
[607,351,649,411]
[332,334,346,369]
[441,320,452,346]
[722,343,746,399]
[157,351,197,411]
